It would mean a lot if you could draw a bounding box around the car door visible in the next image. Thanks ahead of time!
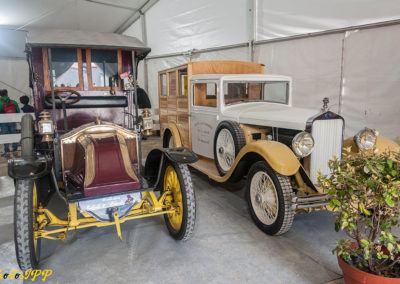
[190,80,219,159]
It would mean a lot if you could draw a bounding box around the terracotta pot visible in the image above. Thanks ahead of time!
[337,243,400,284]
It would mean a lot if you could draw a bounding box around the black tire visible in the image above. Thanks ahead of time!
[14,179,41,271]
[246,161,294,235]
[162,163,196,241]
[20,114,34,159]
[213,121,246,176]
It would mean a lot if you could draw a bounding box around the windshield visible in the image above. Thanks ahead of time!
[223,81,289,105]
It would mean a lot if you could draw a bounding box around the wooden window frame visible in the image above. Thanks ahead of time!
[159,73,167,97]
[86,49,122,91]
[193,82,217,108]
[167,71,177,97]
[43,47,84,91]
[178,70,188,97]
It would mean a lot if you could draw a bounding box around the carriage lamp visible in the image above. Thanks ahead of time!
[141,108,153,136]
[292,132,315,158]
[354,128,377,151]
[38,111,54,142]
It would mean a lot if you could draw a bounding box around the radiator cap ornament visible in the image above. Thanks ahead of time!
[321,97,329,112]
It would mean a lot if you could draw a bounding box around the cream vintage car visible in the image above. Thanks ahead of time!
[158,60,399,236]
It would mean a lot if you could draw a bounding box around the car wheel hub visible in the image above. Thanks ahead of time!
[216,129,235,172]
[250,171,279,225]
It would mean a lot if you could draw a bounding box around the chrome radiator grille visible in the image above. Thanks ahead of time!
[310,119,344,184]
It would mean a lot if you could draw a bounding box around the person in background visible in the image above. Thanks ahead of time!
[19,95,34,113]
[0,89,21,157]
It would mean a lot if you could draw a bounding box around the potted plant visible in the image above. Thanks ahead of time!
[319,149,400,283]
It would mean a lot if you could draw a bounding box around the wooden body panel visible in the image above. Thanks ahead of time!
[158,61,264,149]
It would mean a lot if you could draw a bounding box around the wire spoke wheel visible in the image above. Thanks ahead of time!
[246,161,294,235]
[214,121,246,176]
[164,165,183,231]
[162,163,196,241]
[250,172,279,225]
[216,129,235,172]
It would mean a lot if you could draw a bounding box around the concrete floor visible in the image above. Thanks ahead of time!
[0,137,346,284]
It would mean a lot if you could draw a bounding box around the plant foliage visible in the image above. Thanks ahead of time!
[319,149,400,277]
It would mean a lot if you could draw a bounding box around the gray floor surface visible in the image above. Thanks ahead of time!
[0,170,346,284]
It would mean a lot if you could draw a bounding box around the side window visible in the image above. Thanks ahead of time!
[160,73,167,96]
[45,48,82,90]
[168,71,177,96]
[90,49,119,88]
[193,83,217,107]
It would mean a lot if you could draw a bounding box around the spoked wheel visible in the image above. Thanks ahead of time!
[162,163,196,240]
[214,121,246,176]
[14,179,41,271]
[246,161,294,235]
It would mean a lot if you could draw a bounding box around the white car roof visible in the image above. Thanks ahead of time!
[190,73,292,81]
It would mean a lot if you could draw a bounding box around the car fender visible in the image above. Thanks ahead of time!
[164,122,183,147]
[144,147,198,188]
[238,140,301,176]
[8,155,52,180]
[205,140,301,183]
[343,135,400,154]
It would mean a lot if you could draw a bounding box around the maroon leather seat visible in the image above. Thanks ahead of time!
[66,133,140,197]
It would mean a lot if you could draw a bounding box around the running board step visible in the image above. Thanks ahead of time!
[291,194,329,210]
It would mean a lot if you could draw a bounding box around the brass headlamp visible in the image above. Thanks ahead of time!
[38,111,54,142]
[141,108,153,136]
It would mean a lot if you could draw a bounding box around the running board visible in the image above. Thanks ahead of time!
[291,194,329,210]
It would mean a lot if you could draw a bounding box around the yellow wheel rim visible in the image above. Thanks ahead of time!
[32,183,38,251]
[163,165,183,231]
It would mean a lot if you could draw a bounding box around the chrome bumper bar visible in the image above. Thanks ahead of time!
[291,194,329,210]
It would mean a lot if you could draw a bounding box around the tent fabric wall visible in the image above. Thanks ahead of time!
[124,19,143,42]
[254,33,343,113]
[0,59,31,108]
[141,0,248,56]
[0,29,27,58]
[340,24,400,139]
[256,0,400,40]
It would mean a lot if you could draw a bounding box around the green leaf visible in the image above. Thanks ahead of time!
[385,197,395,207]
[391,170,398,177]
[387,159,393,169]
[360,239,369,248]
[349,223,357,231]
[387,243,394,252]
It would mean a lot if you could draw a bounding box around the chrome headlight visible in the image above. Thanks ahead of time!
[354,128,377,151]
[292,132,315,158]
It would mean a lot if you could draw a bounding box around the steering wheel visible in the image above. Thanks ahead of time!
[45,89,81,107]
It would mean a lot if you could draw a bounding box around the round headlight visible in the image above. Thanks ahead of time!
[292,132,315,158]
[354,128,377,151]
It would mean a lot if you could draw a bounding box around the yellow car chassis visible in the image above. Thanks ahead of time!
[35,191,176,242]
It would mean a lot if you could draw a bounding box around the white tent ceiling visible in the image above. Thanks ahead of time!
[0,0,147,32]
[0,0,149,58]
